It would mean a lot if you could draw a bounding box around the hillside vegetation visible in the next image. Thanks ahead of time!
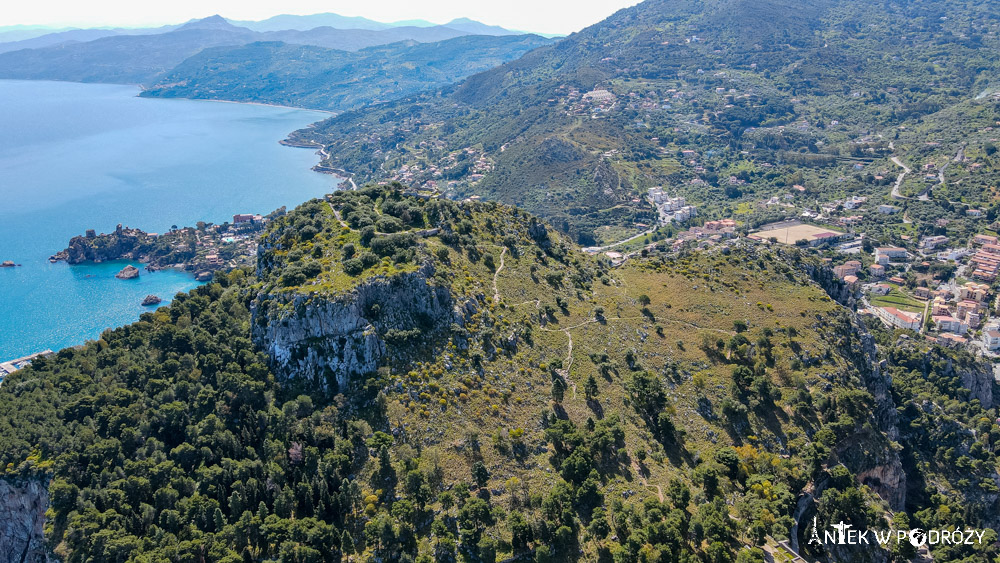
[2,187,997,562]
[292,0,1000,243]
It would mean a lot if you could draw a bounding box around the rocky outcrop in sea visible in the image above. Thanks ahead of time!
[116,265,140,280]
[141,295,162,306]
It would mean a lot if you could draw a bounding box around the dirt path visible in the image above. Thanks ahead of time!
[492,247,507,303]
[631,460,664,502]
[327,201,349,229]
[584,228,656,254]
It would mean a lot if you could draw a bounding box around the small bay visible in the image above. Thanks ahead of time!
[0,80,337,359]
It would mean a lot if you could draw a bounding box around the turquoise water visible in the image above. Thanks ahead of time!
[0,80,338,360]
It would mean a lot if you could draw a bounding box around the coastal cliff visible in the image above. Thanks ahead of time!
[51,225,158,265]
[0,477,50,563]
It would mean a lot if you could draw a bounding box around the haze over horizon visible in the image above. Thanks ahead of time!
[0,0,642,36]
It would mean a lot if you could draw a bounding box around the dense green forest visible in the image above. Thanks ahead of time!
[2,187,998,562]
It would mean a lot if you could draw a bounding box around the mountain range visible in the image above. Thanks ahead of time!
[0,15,549,109]
[141,34,553,112]
[0,13,524,54]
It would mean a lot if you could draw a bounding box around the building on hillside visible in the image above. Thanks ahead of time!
[920,235,949,250]
[834,260,862,279]
[870,284,891,296]
[973,234,999,247]
[932,297,951,316]
[934,315,969,335]
[878,204,899,214]
[888,276,906,285]
[983,329,1000,351]
[913,286,932,299]
[873,306,922,331]
[938,333,968,347]
[869,263,885,277]
[844,196,868,210]
[959,282,990,302]
[875,247,908,262]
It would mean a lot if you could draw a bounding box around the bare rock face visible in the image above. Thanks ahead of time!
[115,265,140,280]
[141,295,162,306]
[252,263,456,391]
[0,477,50,563]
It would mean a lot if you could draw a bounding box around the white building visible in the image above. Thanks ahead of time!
[873,306,922,331]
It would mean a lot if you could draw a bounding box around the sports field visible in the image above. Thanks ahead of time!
[749,221,845,246]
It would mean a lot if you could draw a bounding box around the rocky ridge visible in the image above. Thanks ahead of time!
[0,477,49,563]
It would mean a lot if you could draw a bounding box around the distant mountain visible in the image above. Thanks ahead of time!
[0,29,124,54]
[0,14,527,84]
[0,20,257,83]
[388,18,438,28]
[174,14,242,32]
[0,9,534,84]
[260,25,472,51]
[0,23,185,54]
[141,34,554,111]
[443,17,517,36]
[0,26,78,43]
[229,12,392,32]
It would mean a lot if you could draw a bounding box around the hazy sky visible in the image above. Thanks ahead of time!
[1,0,642,35]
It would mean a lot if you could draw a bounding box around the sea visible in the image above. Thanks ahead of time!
[0,80,339,360]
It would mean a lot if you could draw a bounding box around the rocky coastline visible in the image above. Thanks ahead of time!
[49,212,283,279]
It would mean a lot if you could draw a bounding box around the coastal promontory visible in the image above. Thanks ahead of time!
[50,210,284,275]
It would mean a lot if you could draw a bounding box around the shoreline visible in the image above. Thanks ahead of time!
[141,93,339,115]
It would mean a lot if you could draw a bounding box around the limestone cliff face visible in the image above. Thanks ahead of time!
[800,261,856,309]
[835,312,907,511]
[798,256,907,515]
[950,356,994,409]
[252,263,457,391]
[0,477,50,563]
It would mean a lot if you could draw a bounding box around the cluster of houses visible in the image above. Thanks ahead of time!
[970,234,1000,282]
[928,282,992,340]
[648,188,698,224]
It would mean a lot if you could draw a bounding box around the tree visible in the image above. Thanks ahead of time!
[584,374,599,400]
[472,461,490,490]
[551,377,566,403]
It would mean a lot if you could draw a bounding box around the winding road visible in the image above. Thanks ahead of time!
[890,156,912,200]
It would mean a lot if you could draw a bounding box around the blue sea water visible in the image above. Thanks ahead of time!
[0,80,339,360]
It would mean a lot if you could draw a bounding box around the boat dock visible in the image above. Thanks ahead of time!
[0,350,54,381]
